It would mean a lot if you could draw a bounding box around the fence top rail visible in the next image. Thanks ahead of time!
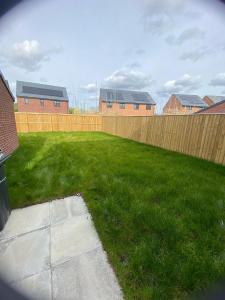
[101,114,225,117]
[15,112,101,117]
[15,112,225,117]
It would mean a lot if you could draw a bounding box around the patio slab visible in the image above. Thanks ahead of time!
[51,213,100,266]
[12,270,51,300]
[0,202,50,241]
[52,247,122,300]
[0,196,123,299]
[51,196,88,225]
[0,227,50,283]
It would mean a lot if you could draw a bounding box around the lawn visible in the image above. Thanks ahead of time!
[6,132,225,300]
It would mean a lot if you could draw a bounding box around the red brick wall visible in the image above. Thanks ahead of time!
[163,95,202,114]
[0,77,19,157]
[197,101,225,114]
[17,97,69,114]
[99,100,156,116]
[203,96,214,106]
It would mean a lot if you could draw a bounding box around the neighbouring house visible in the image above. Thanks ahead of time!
[0,70,19,230]
[202,95,225,106]
[196,99,225,114]
[99,88,156,116]
[17,81,69,114]
[163,94,207,114]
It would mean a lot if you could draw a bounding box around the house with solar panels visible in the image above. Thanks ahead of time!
[16,81,69,114]
[163,94,207,115]
[196,99,225,114]
[99,88,156,116]
[202,95,225,107]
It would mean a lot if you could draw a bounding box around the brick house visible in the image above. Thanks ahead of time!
[0,71,18,159]
[99,88,156,116]
[196,99,225,114]
[17,81,69,114]
[163,94,207,114]
[202,95,225,106]
[0,70,19,230]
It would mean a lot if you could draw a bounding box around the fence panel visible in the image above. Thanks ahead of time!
[102,114,225,166]
[15,113,103,133]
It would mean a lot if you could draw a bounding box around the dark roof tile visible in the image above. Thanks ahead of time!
[174,94,207,108]
[204,95,225,104]
[100,88,155,105]
[16,81,68,101]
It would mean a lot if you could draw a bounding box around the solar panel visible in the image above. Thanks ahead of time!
[132,93,148,102]
[100,88,155,104]
[106,92,114,100]
[116,92,124,100]
[22,86,64,97]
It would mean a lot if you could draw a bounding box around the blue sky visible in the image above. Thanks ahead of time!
[1,0,225,112]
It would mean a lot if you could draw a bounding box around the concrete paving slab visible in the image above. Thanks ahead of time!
[12,270,51,300]
[52,247,123,300]
[0,196,123,299]
[51,196,87,225]
[0,227,50,284]
[51,213,100,266]
[0,202,50,240]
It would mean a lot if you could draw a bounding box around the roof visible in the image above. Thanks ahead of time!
[196,99,225,114]
[173,94,207,108]
[0,70,15,102]
[100,88,156,105]
[16,81,69,101]
[204,95,225,104]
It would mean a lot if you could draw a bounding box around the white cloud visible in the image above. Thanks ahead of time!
[180,47,212,62]
[40,77,48,83]
[103,68,153,90]
[142,0,200,35]
[125,62,141,68]
[209,73,225,86]
[0,40,62,72]
[80,83,97,93]
[158,74,201,96]
[166,27,205,45]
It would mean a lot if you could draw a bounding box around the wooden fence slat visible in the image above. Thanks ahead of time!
[102,114,225,166]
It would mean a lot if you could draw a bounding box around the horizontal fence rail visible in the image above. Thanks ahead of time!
[15,113,102,133]
[15,112,225,166]
[102,114,225,166]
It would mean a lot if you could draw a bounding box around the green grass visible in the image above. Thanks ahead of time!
[6,132,225,299]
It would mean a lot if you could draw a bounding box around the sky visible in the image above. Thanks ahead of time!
[1,0,225,113]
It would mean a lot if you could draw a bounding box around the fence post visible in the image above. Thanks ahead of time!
[51,114,53,132]
[26,113,29,133]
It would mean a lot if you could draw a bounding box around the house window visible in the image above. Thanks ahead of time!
[24,98,29,104]
[40,100,44,106]
[54,100,60,107]
[106,101,113,108]
[146,104,151,110]
[133,104,139,110]
[119,103,125,109]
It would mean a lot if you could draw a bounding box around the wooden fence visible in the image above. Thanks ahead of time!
[102,114,225,166]
[15,113,102,132]
[15,112,225,166]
